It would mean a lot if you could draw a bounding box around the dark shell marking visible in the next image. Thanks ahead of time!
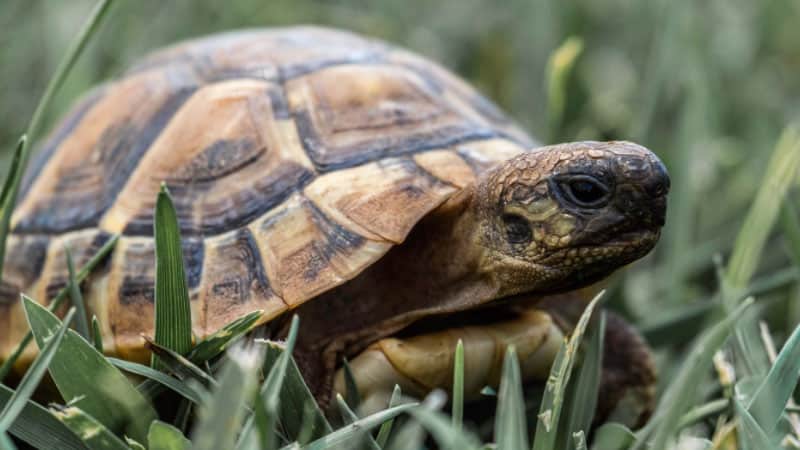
[1,26,536,364]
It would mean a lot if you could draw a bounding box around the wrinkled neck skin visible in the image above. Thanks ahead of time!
[287,185,532,402]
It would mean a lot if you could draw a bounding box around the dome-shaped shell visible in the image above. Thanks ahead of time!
[1,27,536,363]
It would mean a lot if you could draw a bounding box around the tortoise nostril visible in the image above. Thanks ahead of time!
[646,159,670,198]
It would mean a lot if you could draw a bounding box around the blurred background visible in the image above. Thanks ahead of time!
[1,0,799,394]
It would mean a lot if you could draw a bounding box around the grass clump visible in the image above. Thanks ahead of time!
[1,1,800,449]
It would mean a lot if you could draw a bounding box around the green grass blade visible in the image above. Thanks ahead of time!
[255,341,332,445]
[0,432,16,450]
[152,184,193,369]
[533,291,603,450]
[735,397,776,450]
[590,423,634,450]
[0,0,115,295]
[747,319,800,434]
[187,310,264,363]
[0,234,118,382]
[452,339,464,432]
[149,420,191,450]
[145,338,218,388]
[495,346,528,450]
[545,36,583,143]
[722,126,800,378]
[408,405,482,450]
[190,346,263,450]
[375,385,402,448]
[22,295,156,443]
[780,199,800,266]
[0,308,75,434]
[0,136,26,284]
[633,298,754,450]
[385,392,446,450]
[91,315,103,352]
[677,399,729,429]
[239,315,301,450]
[65,247,90,340]
[341,358,361,410]
[108,358,203,404]
[335,394,380,450]
[555,311,606,449]
[52,406,129,450]
[0,384,85,450]
[725,125,800,293]
[300,403,417,450]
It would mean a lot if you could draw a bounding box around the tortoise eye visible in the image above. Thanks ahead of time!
[502,214,532,244]
[561,176,610,208]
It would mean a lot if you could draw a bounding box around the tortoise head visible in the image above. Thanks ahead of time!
[474,141,669,295]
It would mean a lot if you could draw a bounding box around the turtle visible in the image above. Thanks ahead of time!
[0,26,669,427]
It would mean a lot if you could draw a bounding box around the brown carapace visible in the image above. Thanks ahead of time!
[0,27,668,427]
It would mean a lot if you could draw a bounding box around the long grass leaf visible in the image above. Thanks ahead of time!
[495,346,528,450]
[747,319,800,434]
[0,0,115,298]
[0,432,16,450]
[533,291,603,450]
[91,315,103,352]
[187,310,263,363]
[556,311,606,449]
[191,346,263,450]
[149,421,191,450]
[375,385,402,448]
[65,248,90,340]
[0,234,117,381]
[0,308,75,433]
[239,315,301,450]
[590,423,635,450]
[108,358,203,404]
[545,36,583,143]
[52,406,129,450]
[23,295,155,443]
[726,125,800,292]
[300,403,417,450]
[735,398,777,450]
[0,384,85,450]
[452,339,464,432]
[335,394,380,450]
[408,405,482,450]
[145,338,218,388]
[633,298,754,450]
[152,184,193,369]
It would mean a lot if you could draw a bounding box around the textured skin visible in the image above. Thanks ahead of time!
[0,27,669,426]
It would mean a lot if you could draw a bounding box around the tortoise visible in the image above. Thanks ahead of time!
[1,26,669,426]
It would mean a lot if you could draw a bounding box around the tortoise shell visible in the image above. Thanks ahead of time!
[0,26,537,363]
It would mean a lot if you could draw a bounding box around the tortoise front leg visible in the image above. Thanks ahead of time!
[332,309,564,414]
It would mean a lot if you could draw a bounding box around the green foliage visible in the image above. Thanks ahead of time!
[2,1,800,449]
[152,184,193,369]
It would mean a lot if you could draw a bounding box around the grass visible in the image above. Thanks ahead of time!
[1,1,800,449]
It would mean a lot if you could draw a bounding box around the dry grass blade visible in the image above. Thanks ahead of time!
[452,339,464,432]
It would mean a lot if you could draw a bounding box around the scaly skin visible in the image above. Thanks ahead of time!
[284,140,669,424]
